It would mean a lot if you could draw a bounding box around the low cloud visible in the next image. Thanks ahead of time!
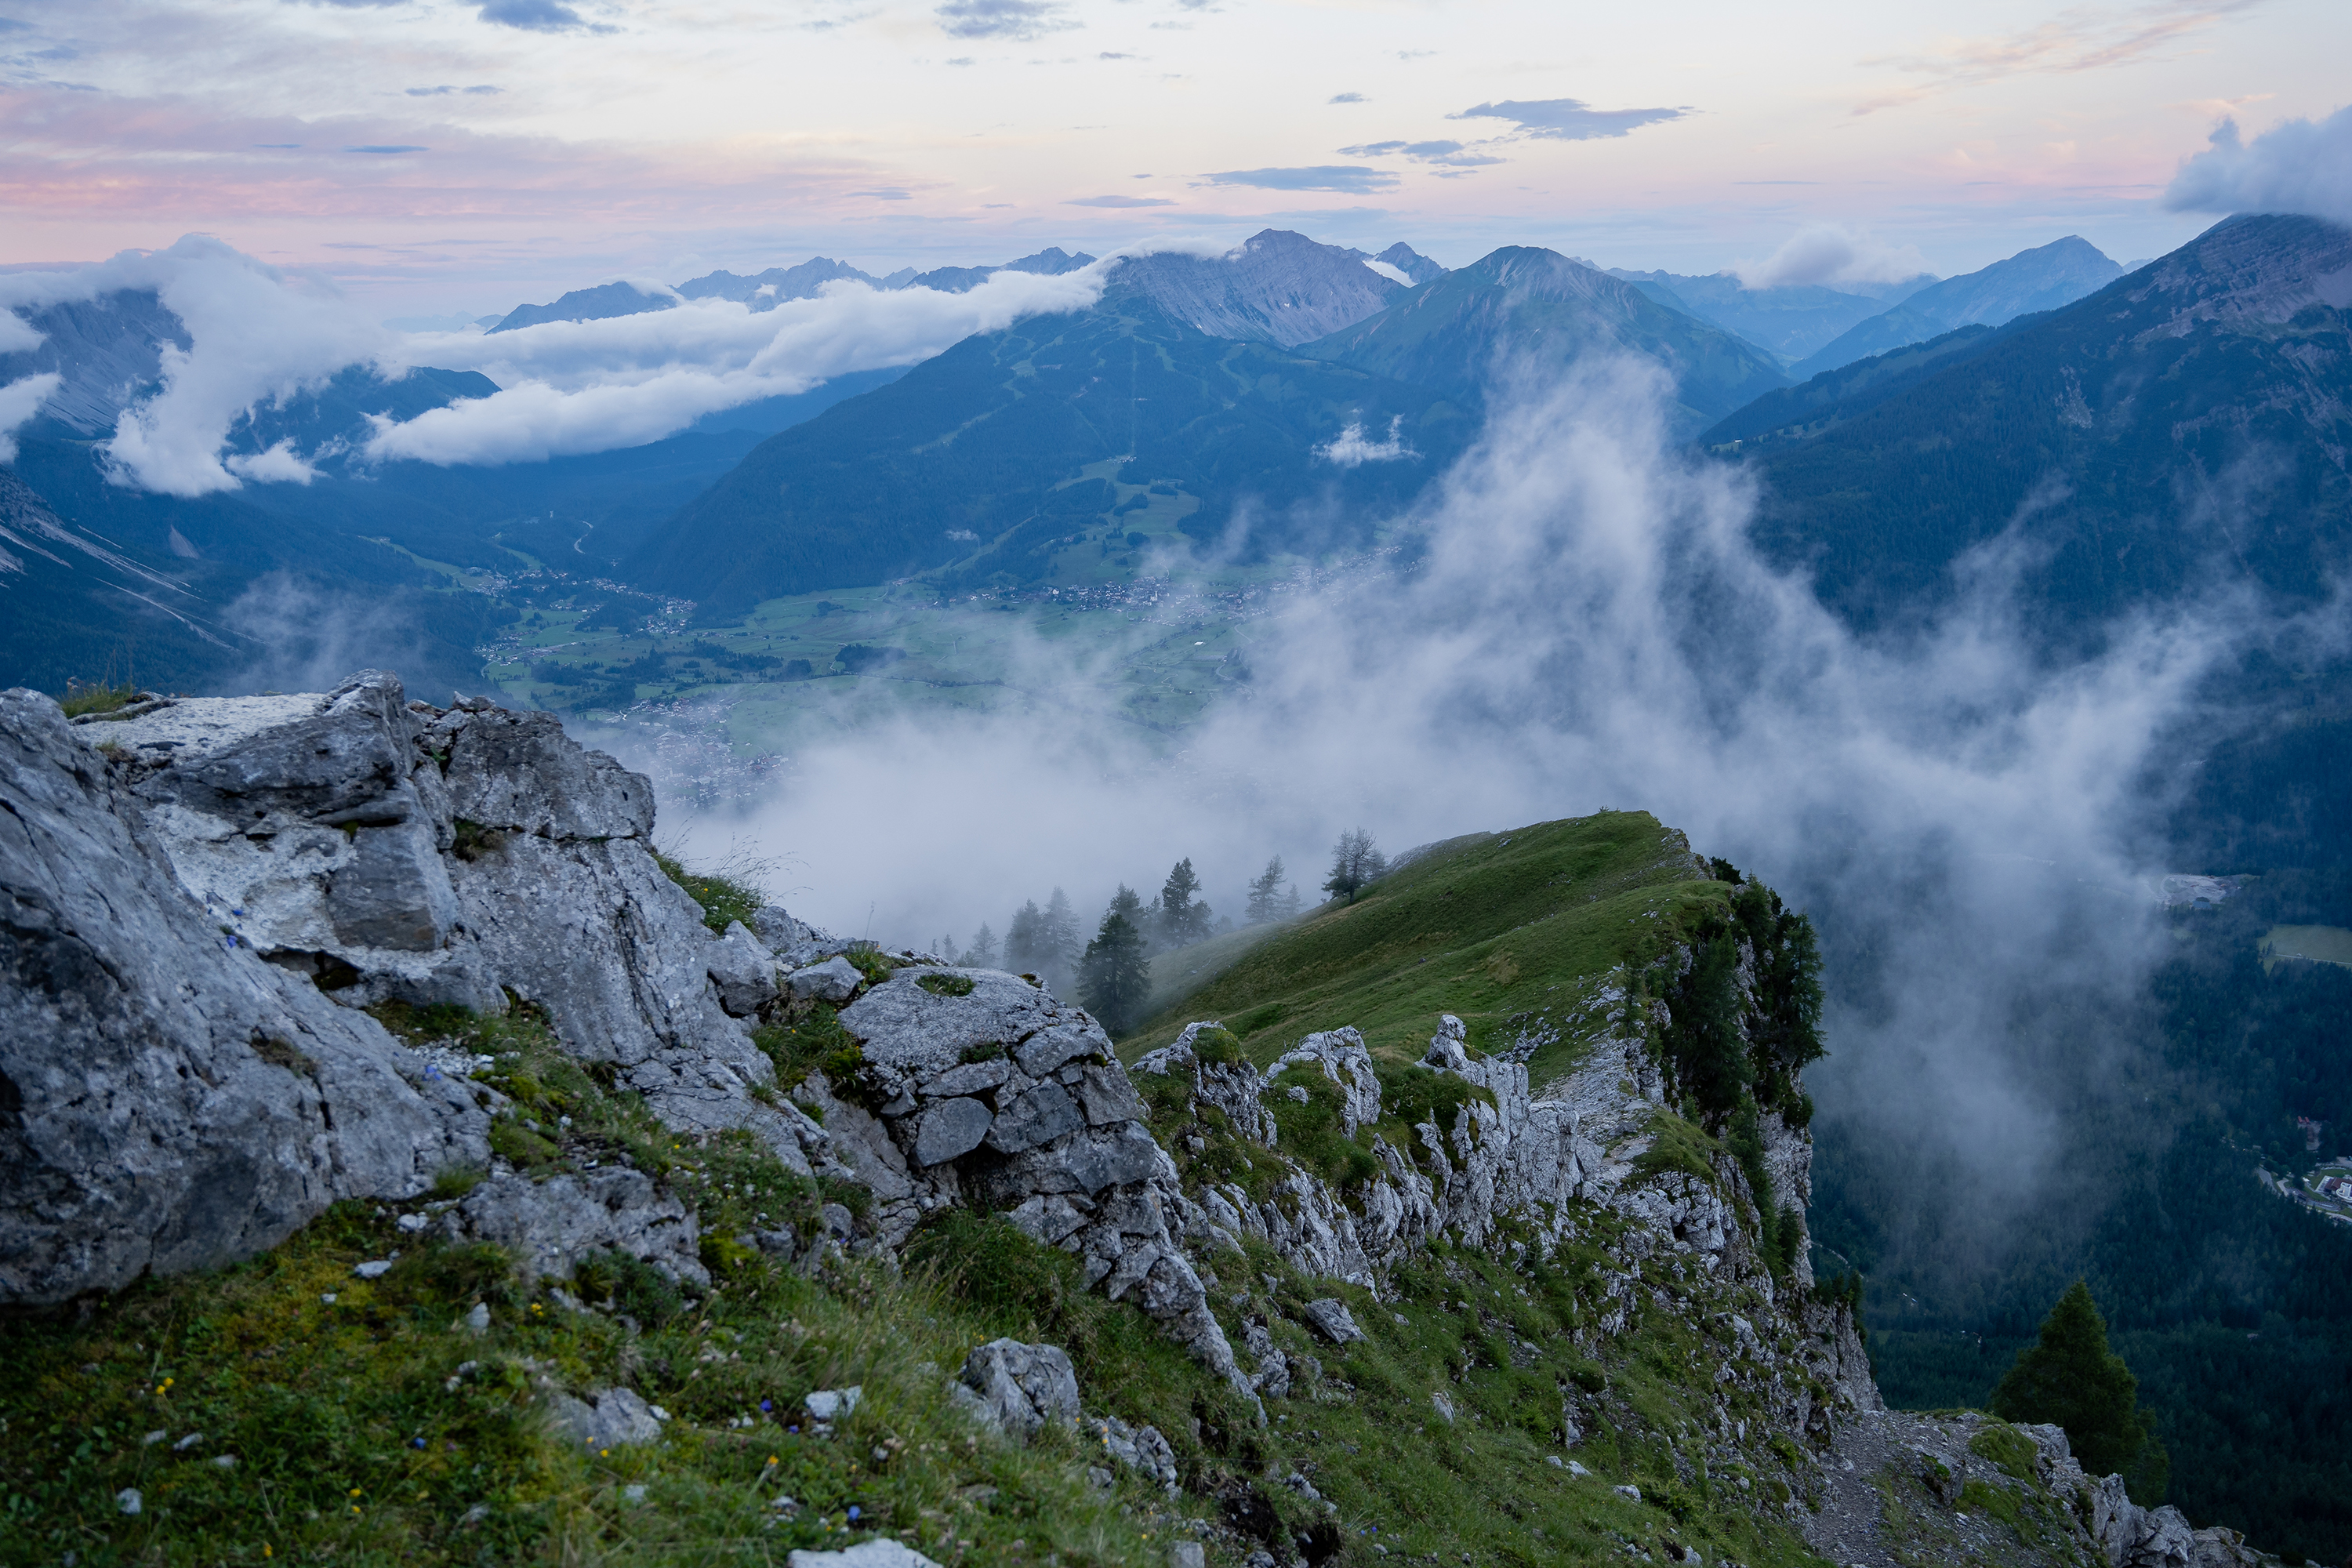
[364,264,1111,466]
[0,236,1109,488]
[1329,92,1365,104]
[344,144,427,154]
[2165,104,2352,227]
[1732,223,1931,290]
[0,372,61,463]
[1201,165,1399,194]
[670,355,2259,1290]
[0,236,392,496]
[1315,415,1416,467]
[1451,98,1689,140]
[1069,194,1175,207]
[935,0,1076,41]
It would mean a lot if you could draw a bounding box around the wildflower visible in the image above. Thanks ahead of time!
[848,1505,862,1521]
[767,1456,779,1467]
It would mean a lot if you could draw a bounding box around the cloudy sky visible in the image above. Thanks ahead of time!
[2,0,2342,314]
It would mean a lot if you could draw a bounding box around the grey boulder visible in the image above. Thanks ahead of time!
[706,921,780,1017]
[953,1339,1080,1437]
[789,955,863,1004]
[547,1386,665,1450]
[439,1168,710,1287]
[1301,1298,1366,1345]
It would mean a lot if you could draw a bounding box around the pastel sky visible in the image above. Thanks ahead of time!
[2,0,2342,315]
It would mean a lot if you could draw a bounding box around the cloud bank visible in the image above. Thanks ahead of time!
[2165,103,2352,227]
[0,238,1109,487]
[1732,223,1933,289]
[662,354,2259,1276]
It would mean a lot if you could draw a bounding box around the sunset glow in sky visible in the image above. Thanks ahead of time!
[2,0,2342,314]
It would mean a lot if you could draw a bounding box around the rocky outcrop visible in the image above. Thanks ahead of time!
[800,967,1249,1395]
[0,673,836,1305]
[436,1168,709,1288]
[0,687,494,1305]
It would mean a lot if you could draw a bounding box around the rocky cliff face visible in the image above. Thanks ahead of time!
[0,674,2273,1566]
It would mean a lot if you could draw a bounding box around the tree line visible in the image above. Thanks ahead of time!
[927,829,1393,1036]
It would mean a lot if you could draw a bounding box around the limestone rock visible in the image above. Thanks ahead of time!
[440,1169,710,1287]
[913,1097,993,1167]
[706,921,780,1017]
[547,1386,665,1450]
[789,955,863,1004]
[0,686,492,1306]
[1301,1298,1366,1345]
[955,1340,1080,1437]
[787,1541,942,1568]
[1089,1413,1180,1490]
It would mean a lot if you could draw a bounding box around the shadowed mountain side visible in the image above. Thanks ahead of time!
[1300,247,1790,437]
[1697,322,2013,448]
[0,449,509,700]
[1740,213,2352,636]
[1789,235,2123,379]
[625,296,1475,615]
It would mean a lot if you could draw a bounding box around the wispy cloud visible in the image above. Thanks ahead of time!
[345,143,428,154]
[1852,0,2267,115]
[935,0,1077,42]
[1068,193,1174,207]
[405,84,501,96]
[1451,98,1690,140]
[476,0,606,33]
[1339,139,1504,169]
[1200,165,1398,194]
[1329,92,1365,104]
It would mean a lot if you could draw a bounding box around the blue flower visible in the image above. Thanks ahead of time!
[760,1399,773,1413]
[847,1505,861,1521]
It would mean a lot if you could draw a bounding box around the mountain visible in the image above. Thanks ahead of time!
[675,256,877,307]
[627,292,1475,615]
[1697,321,2013,448]
[1374,241,1447,285]
[1105,228,1406,348]
[1788,236,2123,378]
[487,280,676,333]
[1737,213,2352,634]
[1299,246,1791,435]
[1606,267,1938,361]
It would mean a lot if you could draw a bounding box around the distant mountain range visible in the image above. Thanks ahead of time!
[1603,267,1935,361]
[1786,236,2122,379]
[486,247,1102,332]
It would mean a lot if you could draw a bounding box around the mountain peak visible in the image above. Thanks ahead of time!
[1106,230,1404,347]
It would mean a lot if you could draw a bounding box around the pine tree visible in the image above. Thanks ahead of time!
[1322,827,1388,903]
[1156,858,1213,948]
[1991,1281,2169,1503]
[967,922,997,968]
[1038,887,1082,991]
[1078,907,1153,1034]
[1245,855,1288,924]
[1004,900,1044,974]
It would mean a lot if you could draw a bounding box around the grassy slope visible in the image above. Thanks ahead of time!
[0,833,1875,1568]
[1123,811,1730,1084]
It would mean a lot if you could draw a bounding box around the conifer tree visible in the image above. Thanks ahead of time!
[1322,827,1388,903]
[1156,858,1213,948]
[1004,900,1044,973]
[1078,904,1152,1034]
[1245,855,1288,924]
[1038,888,1082,989]
[1991,1280,2169,1503]
[967,922,997,968]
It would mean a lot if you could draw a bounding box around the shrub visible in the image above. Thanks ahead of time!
[1189,1025,1244,1065]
